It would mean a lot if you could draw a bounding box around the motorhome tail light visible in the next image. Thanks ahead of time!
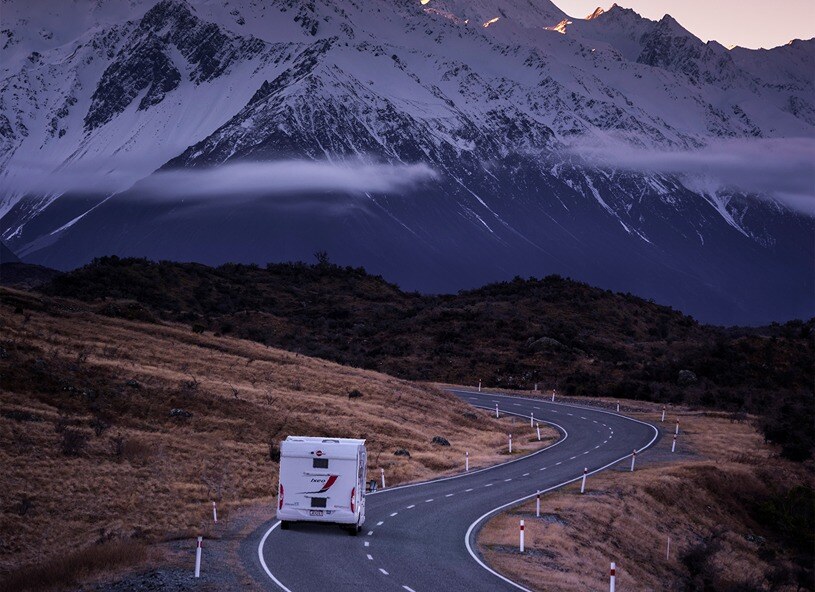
[278,484,284,510]
[350,487,356,513]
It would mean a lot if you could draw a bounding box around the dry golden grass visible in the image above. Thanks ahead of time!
[478,399,814,591]
[0,287,557,585]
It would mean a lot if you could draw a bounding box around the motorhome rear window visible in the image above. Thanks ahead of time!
[312,458,329,469]
[311,497,327,508]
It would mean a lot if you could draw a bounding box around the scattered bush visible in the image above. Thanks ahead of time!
[0,540,148,591]
[60,428,88,456]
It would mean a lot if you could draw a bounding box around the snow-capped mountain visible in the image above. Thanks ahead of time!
[1,0,813,324]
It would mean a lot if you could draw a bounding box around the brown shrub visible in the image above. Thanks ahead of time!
[0,540,148,591]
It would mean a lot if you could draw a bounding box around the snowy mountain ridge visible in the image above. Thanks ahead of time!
[0,0,813,324]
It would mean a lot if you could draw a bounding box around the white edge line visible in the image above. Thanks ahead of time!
[258,521,293,592]
[462,394,660,592]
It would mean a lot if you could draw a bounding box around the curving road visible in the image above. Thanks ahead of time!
[241,390,659,592]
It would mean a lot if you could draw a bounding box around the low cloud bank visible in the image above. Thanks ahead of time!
[565,137,815,215]
[4,160,439,200]
[136,161,438,200]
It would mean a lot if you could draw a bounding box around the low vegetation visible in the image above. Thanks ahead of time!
[0,287,555,587]
[478,400,814,591]
[39,256,814,460]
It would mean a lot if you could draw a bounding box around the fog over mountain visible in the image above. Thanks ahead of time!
[1,0,813,324]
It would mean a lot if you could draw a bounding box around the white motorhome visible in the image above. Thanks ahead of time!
[277,436,367,534]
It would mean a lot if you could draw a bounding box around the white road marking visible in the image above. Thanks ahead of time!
[539,467,547,471]
[367,531,373,536]
[407,504,415,509]
[367,554,373,561]
[555,461,562,465]
[403,587,417,592]
[533,406,540,410]
[379,568,389,575]
[569,456,577,460]
[522,472,530,477]
[445,493,454,497]
[583,451,590,455]
[425,499,434,502]
[377,521,384,526]
[504,478,512,482]
[513,403,521,406]
[465,488,474,492]
[580,416,587,420]
[566,413,573,416]
[485,483,493,487]
[390,512,398,517]
[364,541,370,547]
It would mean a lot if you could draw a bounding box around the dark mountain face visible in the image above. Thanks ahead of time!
[1,0,813,325]
[0,241,20,263]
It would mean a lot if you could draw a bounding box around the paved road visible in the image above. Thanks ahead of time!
[242,390,659,592]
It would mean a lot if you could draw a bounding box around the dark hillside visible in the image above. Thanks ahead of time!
[42,256,814,458]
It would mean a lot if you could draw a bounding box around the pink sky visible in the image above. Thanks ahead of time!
[555,1,815,49]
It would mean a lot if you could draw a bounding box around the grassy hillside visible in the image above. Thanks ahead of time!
[0,287,553,589]
[42,257,814,459]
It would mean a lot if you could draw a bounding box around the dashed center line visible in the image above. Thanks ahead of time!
[425,499,434,503]
[390,512,398,517]
[485,483,493,487]
[504,478,512,482]
[377,521,384,526]
[367,531,373,536]
[407,504,415,509]
[465,488,473,492]
[379,568,389,576]
[364,541,370,547]
[445,493,454,497]
[403,586,417,592]
[555,461,562,465]
[367,554,373,561]
[540,467,547,471]
[522,472,530,476]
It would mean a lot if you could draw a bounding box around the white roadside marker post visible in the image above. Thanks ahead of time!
[671,434,677,453]
[536,423,541,441]
[630,449,637,472]
[495,403,499,418]
[616,402,620,412]
[478,379,482,393]
[530,412,534,427]
[661,406,666,422]
[194,537,202,578]
[609,562,616,592]
[551,391,555,402]
[534,383,538,392]
[580,467,588,494]
[508,434,513,453]
[519,520,525,553]
[465,451,469,472]
[212,501,218,524]
[675,419,680,435]
[536,491,541,517]
[666,536,671,560]
[380,468,386,489]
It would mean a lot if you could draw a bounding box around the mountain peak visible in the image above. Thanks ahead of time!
[586,6,605,20]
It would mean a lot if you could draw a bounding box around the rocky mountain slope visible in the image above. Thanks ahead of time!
[1,0,813,324]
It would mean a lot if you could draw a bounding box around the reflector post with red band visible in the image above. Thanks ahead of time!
[519,519,525,552]
[609,561,616,592]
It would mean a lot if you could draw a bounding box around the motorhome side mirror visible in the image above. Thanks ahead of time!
[366,480,377,493]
